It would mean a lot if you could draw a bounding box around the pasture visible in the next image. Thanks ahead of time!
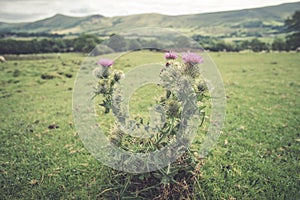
[0,52,299,199]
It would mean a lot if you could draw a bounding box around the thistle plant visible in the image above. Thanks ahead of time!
[93,58,124,113]
[156,51,207,146]
[93,51,209,199]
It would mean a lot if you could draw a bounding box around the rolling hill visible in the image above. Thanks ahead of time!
[0,2,299,37]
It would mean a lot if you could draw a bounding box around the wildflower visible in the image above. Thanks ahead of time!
[95,58,113,78]
[98,58,114,67]
[165,51,178,60]
[182,52,203,65]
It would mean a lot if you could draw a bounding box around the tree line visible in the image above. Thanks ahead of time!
[0,34,101,54]
[0,31,65,38]
[0,35,294,55]
[193,37,286,52]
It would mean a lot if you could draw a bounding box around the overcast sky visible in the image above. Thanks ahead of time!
[0,0,299,22]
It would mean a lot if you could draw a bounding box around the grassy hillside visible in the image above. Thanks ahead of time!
[0,2,299,37]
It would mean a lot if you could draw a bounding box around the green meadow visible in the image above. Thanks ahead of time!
[0,52,299,199]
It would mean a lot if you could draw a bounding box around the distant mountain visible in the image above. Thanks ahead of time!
[0,14,105,33]
[20,14,103,32]
[0,2,299,37]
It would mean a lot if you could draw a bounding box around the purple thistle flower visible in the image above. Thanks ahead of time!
[182,52,203,65]
[98,58,114,67]
[165,51,178,60]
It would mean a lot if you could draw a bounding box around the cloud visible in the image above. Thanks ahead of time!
[0,11,47,22]
[70,6,98,14]
[0,0,299,22]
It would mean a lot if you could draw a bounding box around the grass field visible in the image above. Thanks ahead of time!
[0,52,299,199]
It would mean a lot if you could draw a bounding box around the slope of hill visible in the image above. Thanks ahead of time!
[0,2,299,37]
[0,14,105,33]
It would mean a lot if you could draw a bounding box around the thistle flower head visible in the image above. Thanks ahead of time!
[165,51,178,60]
[96,79,109,94]
[196,81,208,93]
[182,52,203,65]
[98,58,114,67]
[113,70,125,82]
[93,66,110,79]
[166,100,180,118]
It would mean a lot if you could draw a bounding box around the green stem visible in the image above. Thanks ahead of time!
[155,117,175,145]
